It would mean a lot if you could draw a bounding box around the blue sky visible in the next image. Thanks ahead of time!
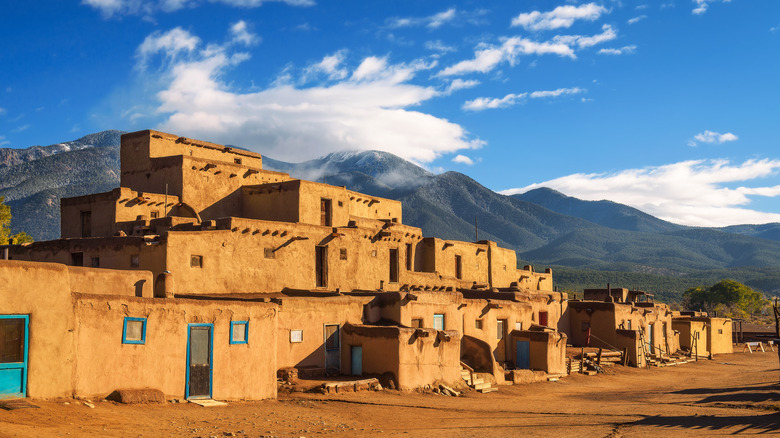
[1,0,779,227]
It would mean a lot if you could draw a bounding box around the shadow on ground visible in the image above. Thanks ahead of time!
[633,413,780,434]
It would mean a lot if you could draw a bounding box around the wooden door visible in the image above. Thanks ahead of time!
[0,316,28,399]
[187,324,213,399]
[516,341,530,369]
[316,246,328,288]
[496,319,507,363]
[351,346,362,376]
[324,324,340,373]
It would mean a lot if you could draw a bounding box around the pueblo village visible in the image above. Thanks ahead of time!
[1,131,778,436]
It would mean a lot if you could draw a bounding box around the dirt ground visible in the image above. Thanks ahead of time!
[2,351,779,437]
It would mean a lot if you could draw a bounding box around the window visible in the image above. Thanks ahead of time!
[411,318,423,328]
[130,254,140,268]
[80,211,92,238]
[264,248,275,259]
[371,250,377,257]
[230,321,248,344]
[324,325,339,350]
[91,257,100,268]
[718,329,723,334]
[0,317,25,363]
[515,322,523,331]
[190,255,203,268]
[320,198,332,226]
[475,319,483,330]
[455,255,462,279]
[122,317,146,344]
[405,243,412,271]
[626,320,632,330]
[290,329,303,343]
[340,248,347,260]
[433,314,445,331]
[497,319,507,340]
[234,158,242,165]
[389,248,399,283]
[150,211,159,219]
[71,252,84,266]
[539,311,549,327]
[315,246,328,288]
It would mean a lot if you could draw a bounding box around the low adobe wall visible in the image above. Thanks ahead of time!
[72,294,278,400]
[342,324,461,390]
[67,266,153,297]
[510,330,567,375]
[0,260,76,398]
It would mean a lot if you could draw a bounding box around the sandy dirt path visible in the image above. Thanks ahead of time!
[1,351,778,437]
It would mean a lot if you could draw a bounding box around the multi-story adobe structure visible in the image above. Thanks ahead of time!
[1,130,568,401]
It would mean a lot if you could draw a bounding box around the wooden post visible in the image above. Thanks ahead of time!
[596,348,603,367]
[580,347,584,373]
[622,347,628,366]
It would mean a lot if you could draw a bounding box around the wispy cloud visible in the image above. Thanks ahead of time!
[11,124,31,133]
[628,15,647,24]
[598,45,637,55]
[136,27,200,69]
[0,107,6,116]
[452,154,474,165]
[135,25,483,164]
[463,87,584,111]
[688,130,738,146]
[0,135,9,147]
[387,8,457,29]
[501,158,780,227]
[425,40,456,54]
[444,79,480,95]
[511,3,608,31]
[437,37,575,76]
[229,20,259,46]
[82,0,312,18]
[692,0,731,15]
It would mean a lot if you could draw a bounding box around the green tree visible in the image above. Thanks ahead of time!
[684,279,767,319]
[0,196,34,245]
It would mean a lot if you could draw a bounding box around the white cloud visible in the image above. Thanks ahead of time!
[387,8,457,29]
[82,0,311,18]
[137,25,482,164]
[11,124,31,133]
[598,45,637,55]
[463,87,584,111]
[692,0,732,15]
[688,130,739,146]
[770,24,779,33]
[444,79,480,95]
[501,158,780,227]
[0,136,9,146]
[303,50,348,81]
[511,3,607,31]
[229,20,259,46]
[136,27,200,68]
[425,40,456,53]
[628,15,647,24]
[438,37,575,76]
[553,24,618,49]
[452,154,474,165]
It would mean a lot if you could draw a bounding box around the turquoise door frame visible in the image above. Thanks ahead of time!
[516,340,530,370]
[351,346,362,376]
[0,315,29,399]
[185,323,214,400]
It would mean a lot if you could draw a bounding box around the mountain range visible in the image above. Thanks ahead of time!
[2,130,779,297]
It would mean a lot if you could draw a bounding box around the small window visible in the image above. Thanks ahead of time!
[497,319,506,340]
[371,250,377,257]
[91,257,100,268]
[340,248,347,260]
[455,255,462,279]
[190,255,203,268]
[626,320,632,330]
[230,321,248,344]
[582,322,590,331]
[411,318,423,328]
[150,211,159,219]
[515,322,523,331]
[433,314,445,331]
[130,254,140,268]
[234,158,242,165]
[123,317,146,344]
[324,325,339,350]
[718,329,723,334]
[290,329,303,343]
[71,252,84,266]
[264,248,275,259]
[475,319,483,329]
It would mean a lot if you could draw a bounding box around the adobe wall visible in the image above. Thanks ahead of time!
[673,319,709,356]
[708,317,733,354]
[422,238,491,286]
[72,294,277,400]
[67,266,153,298]
[242,182,301,224]
[340,325,400,383]
[345,189,402,224]
[275,295,370,370]
[487,243,518,287]
[516,266,554,291]
[614,329,643,367]
[510,330,567,374]
[396,328,461,390]
[7,237,167,277]
[379,291,464,331]
[460,298,533,367]
[0,261,75,398]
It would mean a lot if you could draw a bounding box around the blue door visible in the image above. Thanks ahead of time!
[0,315,29,399]
[186,324,213,399]
[516,340,530,370]
[351,346,362,376]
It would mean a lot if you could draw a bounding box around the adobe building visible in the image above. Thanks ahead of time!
[1,130,567,401]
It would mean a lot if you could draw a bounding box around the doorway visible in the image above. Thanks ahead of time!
[186,324,213,399]
[516,341,530,369]
[351,346,362,376]
[389,248,399,283]
[0,315,29,399]
[315,246,328,288]
[324,324,340,373]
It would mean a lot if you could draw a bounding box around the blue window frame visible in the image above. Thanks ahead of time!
[230,321,248,344]
[122,317,147,344]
